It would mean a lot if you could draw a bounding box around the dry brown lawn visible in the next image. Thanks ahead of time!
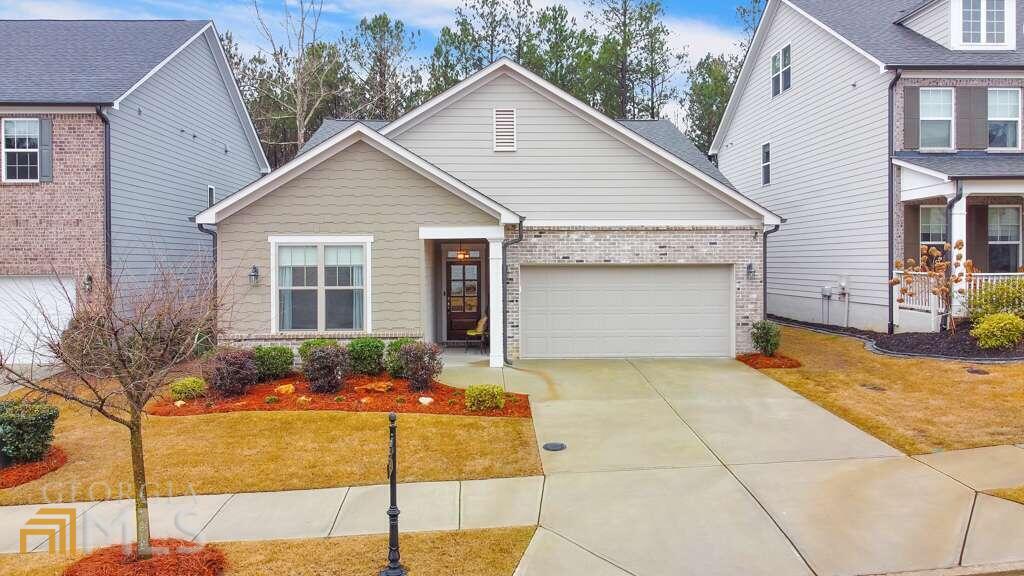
[0,527,536,576]
[990,486,1024,505]
[0,398,542,506]
[764,326,1024,455]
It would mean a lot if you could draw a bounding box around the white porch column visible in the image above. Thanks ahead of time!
[488,239,505,368]
[951,193,968,315]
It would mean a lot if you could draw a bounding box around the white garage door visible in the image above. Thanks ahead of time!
[520,265,733,358]
[0,277,75,365]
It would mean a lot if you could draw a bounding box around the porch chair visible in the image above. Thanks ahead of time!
[466,315,488,354]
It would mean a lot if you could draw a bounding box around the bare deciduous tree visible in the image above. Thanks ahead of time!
[891,240,974,333]
[0,261,220,561]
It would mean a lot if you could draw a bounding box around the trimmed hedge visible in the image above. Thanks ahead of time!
[751,320,782,357]
[968,278,1024,323]
[349,337,385,375]
[298,339,338,365]
[253,345,294,380]
[169,377,207,402]
[0,401,59,464]
[209,349,259,396]
[384,337,417,378]
[398,342,443,392]
[465,385,505,412]
[971,312,1024,350]
[304,346,351,394]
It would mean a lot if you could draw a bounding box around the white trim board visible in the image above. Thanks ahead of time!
[524,219,765,227]
[381,58,782,226]
[419,226,505,240]
[196,123,520,225]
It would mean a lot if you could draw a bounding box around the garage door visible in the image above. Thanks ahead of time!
[0,277,75,365]
[520,265,733,358]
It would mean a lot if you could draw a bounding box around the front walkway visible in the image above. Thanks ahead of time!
[443,358,1024,576]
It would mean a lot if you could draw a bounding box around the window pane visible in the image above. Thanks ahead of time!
[772,75,780,97]
[782,68,792,91]
[989,207,1020,242]
[4,150,38,180]
[772,53,780,75]
[326,289,363,330]
[989,244,1019,273]
[762,144,771,164]
[465,297,478,313]
[279,289,317,330]
[325,245,363,267]
[920,89,953,118]
[963,0,982,42]
[3,119,39,150]
[451,265,463,280]
[921,120,952,148]
[990,120,1019,148]
[989,90,1020,119]
[987,0,1006,43]
[782,45,791,68]
[279,246,317,288]
[920,207,948,243]
[762,164,771,185]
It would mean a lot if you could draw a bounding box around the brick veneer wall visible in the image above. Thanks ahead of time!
[503,225,765,359]
[0,113,105,284]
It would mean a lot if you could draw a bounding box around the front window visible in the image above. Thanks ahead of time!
[771,45,792,97]
[989,88,1021,149]
[963,0,1009,44]
[920,88,954,149]
[276,242,369,332]
[920,206,948,247]
[989,206,1021,272]
[2,118,40,182]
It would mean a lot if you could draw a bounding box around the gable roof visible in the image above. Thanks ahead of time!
[0,20,209,104]
[300,119,390,154]
[196,123,520,225]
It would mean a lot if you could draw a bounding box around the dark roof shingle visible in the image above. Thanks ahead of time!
[0,20,209,104]
[895,151,1024,178]
[298,119,390,154]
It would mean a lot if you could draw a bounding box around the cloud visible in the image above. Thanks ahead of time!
[323,0,462,29]
[666,16,743,64]
[0,0,146,18]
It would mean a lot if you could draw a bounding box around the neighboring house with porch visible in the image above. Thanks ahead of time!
[196,59,782,367]
[712,0,1024,332]
[0,20,270,365]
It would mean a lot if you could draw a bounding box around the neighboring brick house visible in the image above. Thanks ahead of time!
[0,20,269,364]
[713,0,1024,333]
[196,59,781,367]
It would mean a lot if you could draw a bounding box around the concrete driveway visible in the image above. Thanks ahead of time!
[442,358,1024,576]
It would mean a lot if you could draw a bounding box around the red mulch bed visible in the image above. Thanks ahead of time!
[737,353,802,369]
[148,374,531,418]
[0,447,67,489]
[63,539,225,576]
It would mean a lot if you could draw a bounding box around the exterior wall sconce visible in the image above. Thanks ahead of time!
[83,274,94,293]
[746,263,756,280]
[248,265,260,287]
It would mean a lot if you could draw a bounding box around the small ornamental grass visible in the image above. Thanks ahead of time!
[298,338,338,365]
[398,341,443,392]
[384,337,417,377]
[465,384,505,412]
[304,346,351,394]
[0,400,59,464]
[169,377,207,402]
[971,312,1024,350]
[253,345,294,380]
[751,320,782,357]
[348,337,385,375]
[209,349,259,396]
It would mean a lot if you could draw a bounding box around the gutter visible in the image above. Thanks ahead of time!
[96,106,112,281]
[763,224,781,320]
[501,217,526,366]
[196,221,218,308]
[887,68,902,334]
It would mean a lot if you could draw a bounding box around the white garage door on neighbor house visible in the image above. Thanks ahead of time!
[0,277,75,365]
[519,265,734,358]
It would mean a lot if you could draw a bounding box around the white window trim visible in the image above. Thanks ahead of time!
[920,87,956,152]
[952,0,1016,50]
[493,108,517,152]
[770,45,792,98]
[987,205,1023,268]
[1,118,40,184]
[988,88,1022,151]
[761,142,771,187]
[920,205,949,246]
[268,235,373,334]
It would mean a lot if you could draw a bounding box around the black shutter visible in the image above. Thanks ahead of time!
[38,118,53,182]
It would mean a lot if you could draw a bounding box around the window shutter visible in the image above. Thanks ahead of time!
[967,205,989,272]
[903,204,920,263]
[904,87,920,150]
[970,87,988,150]
[956,87,988,150]
[38,118,53,182]
[493,109,516,152]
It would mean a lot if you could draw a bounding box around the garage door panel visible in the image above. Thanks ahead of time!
[0,277,75,365]
[520,265,733,358]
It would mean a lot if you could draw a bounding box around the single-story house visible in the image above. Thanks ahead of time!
[196,58,783,367]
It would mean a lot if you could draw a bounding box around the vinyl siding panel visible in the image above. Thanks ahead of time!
[905,1,951,48]
[395,74,749,221]
[107,30,263,286]
[217,141,498,336]
[716,3,892,329]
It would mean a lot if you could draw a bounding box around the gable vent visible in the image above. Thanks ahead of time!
[493,108,517,152]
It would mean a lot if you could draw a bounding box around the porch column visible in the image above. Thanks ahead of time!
[951,193,968,315]
[488,239,504,368]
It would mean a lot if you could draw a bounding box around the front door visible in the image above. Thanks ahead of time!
[446,261,482,340]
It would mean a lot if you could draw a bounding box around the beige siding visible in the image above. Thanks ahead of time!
[904,1,951,48]
[716,2,892,330]
[218,141,497,336]
[394,74,748,221]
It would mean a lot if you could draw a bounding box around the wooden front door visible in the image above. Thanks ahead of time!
[446,261,482,340]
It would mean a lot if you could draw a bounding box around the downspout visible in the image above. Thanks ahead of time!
[887,68,902,335]
[943,180,964,331]
[197,222,217,303]
[762,224,781,320]
[502,217,525,366]
[96,106,112,282]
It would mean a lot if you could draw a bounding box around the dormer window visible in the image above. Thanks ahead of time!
[954,0,1015,49]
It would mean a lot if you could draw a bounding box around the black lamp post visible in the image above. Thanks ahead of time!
[380,413,407,576]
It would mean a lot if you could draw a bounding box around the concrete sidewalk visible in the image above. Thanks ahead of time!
[1,476,545,554]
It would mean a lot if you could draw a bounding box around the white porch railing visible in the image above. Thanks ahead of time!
[966,273,1024,295]
[894,271,1024,330]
